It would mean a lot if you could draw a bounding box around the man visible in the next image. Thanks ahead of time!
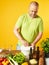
[14,1,43,50]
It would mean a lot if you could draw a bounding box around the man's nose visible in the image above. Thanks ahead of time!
[32,12,35,15]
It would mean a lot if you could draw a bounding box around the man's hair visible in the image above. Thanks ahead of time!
[29,1,39,7]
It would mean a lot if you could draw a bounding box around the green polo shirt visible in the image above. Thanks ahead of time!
[15,14,43,45]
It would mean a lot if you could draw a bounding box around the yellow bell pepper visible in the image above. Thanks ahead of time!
[22,62,28,65]
[2,60,9,65]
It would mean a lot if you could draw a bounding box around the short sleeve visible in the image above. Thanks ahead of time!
[39,19,43,33]
[15,15,24,28]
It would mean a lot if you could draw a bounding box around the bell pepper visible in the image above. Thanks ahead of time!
[21,62,28,65]
[2,60,9,65]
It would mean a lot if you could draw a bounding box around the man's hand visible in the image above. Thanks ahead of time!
[31,43,35,48]
[21,39,29,46]
[31,32,43,48]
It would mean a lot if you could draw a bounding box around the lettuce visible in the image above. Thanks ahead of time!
[41,38,49,53]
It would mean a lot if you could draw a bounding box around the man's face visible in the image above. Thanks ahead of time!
[28,4,38,18]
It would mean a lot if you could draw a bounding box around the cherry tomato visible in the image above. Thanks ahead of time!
[0,58,4,62]
[3,58,7,62]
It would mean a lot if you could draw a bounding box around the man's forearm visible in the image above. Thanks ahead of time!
[31,32,43,45]
[14,28,24,42]
[14,27,29,46]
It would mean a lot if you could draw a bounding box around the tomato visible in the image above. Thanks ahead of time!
[0,62,3,65]
[0,58,4,62]
[3,58,7,62]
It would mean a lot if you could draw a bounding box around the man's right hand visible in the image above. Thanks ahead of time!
[21,39,29,46]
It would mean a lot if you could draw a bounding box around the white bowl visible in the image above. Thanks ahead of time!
[21,45,33,59]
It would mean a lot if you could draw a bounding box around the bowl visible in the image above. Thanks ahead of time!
[21,45,33,59]
[29,59,37,65]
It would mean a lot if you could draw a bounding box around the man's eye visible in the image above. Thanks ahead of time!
[32,11,37,13]
[32,11,33,12]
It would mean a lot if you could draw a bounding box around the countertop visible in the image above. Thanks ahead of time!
[0,49,46,65]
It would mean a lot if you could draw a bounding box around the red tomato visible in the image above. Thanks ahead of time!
[3,58,7,62]
[0,58,4,62]
[0,62,3,65]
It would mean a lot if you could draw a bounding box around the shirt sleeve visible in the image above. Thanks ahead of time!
[15,15,24,28]
[39,19,43,33]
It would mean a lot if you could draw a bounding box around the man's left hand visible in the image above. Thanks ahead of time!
[31,43,35,48]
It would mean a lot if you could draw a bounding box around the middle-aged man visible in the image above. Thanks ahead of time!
[14,1,43,50]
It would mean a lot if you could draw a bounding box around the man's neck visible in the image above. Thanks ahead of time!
[29,14,37,18]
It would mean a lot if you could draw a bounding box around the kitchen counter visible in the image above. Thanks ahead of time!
[0,49,46,65]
